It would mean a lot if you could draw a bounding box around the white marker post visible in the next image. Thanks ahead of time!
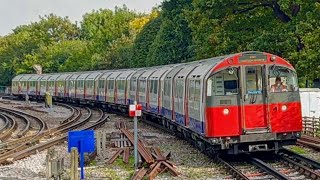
[129,101,142,169]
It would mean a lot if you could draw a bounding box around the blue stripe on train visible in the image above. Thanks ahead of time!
[161,107,172,120]
[140,102,147,110]
[97,95,106,101]
[175,112,185,126]
[150,104,158,114]
[117,98,126,105]
[189,117,204,134]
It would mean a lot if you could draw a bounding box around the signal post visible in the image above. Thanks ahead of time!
[129,101,142,169]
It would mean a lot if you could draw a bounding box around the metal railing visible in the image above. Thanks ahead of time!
[302,116,320,137]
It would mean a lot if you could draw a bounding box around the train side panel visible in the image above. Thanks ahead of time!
[173,65,198,127]
[138,69,156,111]
[162,65,184,121]
[106,72,122,103]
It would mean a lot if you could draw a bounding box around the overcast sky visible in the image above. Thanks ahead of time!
[0,0,163,36]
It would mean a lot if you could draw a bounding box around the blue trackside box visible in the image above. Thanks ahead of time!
[68,130,95,153]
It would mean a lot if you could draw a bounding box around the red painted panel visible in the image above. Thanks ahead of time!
[244,104,267,129]
[269,102,302,133]
[212,52,294,73]
[205,106,241,137]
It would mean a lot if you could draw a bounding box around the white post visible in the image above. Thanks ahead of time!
[134,100,138,169]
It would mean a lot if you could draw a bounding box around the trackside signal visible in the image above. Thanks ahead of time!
[129,104,142,117]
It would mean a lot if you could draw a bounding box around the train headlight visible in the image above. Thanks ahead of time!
[223,108,230,115]
[281,105,287,111]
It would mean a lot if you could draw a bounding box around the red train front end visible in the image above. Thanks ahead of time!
[205,52,302,154]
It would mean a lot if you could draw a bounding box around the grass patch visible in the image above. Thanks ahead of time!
[113,156,135,171]
[290,146,306,154]
[104,168,120,180]
[89,160,97,166]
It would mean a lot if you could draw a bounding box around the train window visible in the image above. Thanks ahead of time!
[189,80,195,100]
[153,80,158,94]
[164,80,171,96]
[269,66,298,93]
[98,80,104,89]
[149,80,154,93]
[118,80,125,90]
[40,81,46,89]
[194,80,201,102]
[176,80,184,99]
[139,80,146,93]
[245,66,262,94]
[208,69,239,96]
[77,80,84,88]
[130,80,136,91]
[108,80,114,90]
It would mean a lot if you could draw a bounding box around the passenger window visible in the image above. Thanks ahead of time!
[209,68,239,96]
[108,80,114,90]
[139,80,146,93]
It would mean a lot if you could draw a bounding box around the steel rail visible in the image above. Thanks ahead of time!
[6,109,108,163]
[0,106,89,161]
[0,114,18,142]
[0,113,9,133]
[298,135,320,151]
[0,103,79,151]
[214,155,250,180]
[279,148,320,170]
[0,109,31,137]
[278,154,320,179]
[0,107,82,159]
[247,156,289,180]
[0,107,45,134]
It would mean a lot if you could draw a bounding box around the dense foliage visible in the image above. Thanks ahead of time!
[0,1,320,87]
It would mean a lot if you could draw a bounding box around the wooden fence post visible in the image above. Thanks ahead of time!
[102,130,106,158]
[70,147,79,180]
[96,131,102,158]
[312,116,315,137]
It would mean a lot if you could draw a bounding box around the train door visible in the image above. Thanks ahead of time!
[241,65,269,133]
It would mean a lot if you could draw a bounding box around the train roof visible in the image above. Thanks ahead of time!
[11,51,295,81]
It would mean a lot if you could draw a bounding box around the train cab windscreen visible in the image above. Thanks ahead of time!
[269,66,298,93]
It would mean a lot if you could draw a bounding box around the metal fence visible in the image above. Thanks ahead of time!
[0,86,11,94]
[302,116,320,137]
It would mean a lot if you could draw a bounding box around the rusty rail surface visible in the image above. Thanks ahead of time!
[0,107,108,164]
[0,104,81,157]
[0,103,80,152]
[0,114,18,142]
[7,109,108,163]
[108,121,179,180]
[0,106,46,134]
[0,107,83,160]
[0,109,31,137]
[278,148,320,179]
[297,135,320,151]
[120,128,154,164]
[0,113,9,133]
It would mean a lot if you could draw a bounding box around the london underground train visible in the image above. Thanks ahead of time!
[11,51,302,154]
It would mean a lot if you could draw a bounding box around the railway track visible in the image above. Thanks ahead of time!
[298,135,320,151]
[0,114,17,142]
[5,107,108,164]
[0,113,10,133]
[216,149,320,180]
[0,103,79,153]
[0,104,109,164]
[137,117,320,180]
